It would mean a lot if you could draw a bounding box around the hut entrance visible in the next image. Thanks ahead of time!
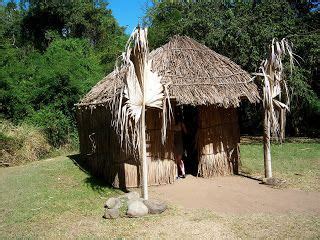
[181,106,199,176]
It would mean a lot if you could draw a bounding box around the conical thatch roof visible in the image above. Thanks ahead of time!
[77,36,260,108]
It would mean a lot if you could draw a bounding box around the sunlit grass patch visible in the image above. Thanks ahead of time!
[240,142,320,191]
[0,156,119,238]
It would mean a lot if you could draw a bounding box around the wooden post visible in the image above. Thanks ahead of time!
[280,108,285,143]
[140,104,148,200]
[263,108,272,178]
[140,30,148,200]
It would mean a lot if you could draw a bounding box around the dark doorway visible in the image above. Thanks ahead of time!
[182,105,199,176]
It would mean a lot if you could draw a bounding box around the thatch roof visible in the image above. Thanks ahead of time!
[77,35,260,108]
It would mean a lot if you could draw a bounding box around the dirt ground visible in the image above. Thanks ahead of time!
[148,175,320,215]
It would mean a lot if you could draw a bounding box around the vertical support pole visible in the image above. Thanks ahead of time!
[140,104,148,200]
[140,28,148,200]
[280,108,285,143]
[263,109,272,178]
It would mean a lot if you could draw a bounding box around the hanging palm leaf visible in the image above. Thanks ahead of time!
[111,27,171,199]
[257,39,294,139]
[254,38,297,178]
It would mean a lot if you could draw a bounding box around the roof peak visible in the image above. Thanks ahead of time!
[78,35,260,108]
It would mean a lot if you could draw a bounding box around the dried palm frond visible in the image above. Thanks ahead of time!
[111,27,171,154]
[254,38,297,178]
[254,38,296,141]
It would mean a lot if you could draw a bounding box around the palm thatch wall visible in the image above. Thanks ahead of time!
[197,106,240,177]
[77,106,176,188]
[76,104,240,188]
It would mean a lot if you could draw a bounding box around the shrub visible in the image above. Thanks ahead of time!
[0,119,51,166]
[1,38,104,147]
[25,106,73,147]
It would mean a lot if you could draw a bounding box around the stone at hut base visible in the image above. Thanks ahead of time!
[123,191,140,201]
[262,177,286,187]
[127,197,144,206]
[103,208,120,219]
[143,199,167,214]
[127,200,148,217]
[104,197,121,209]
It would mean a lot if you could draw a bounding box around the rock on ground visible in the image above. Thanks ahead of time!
[123,191,140,201]
[104,197,121,209]
[143,199,167,214]
[262,177,286,187]
[127,200,148,217]
[127,197,144,206]
[103,208,120,219]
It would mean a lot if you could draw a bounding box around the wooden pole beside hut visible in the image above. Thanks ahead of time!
[140,78,148,199]
[263,108,272,178]
[256,38,295,179]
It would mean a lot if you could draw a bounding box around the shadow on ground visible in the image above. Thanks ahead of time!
[237,171,263,181]
[67,154,124,194]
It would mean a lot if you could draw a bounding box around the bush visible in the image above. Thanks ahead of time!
[25,106,74,147]
[0,119,51,166]
[1,38,104,147]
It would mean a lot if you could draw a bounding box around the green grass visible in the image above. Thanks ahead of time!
[0,156,122,238]
[0,144,319,238]
[0,156,213,238]
[240,142,320,190]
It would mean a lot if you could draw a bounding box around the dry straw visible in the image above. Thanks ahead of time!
[77,35,260,108]
[254,38,296,141]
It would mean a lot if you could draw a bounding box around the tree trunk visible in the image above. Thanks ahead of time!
[263,109,272,178]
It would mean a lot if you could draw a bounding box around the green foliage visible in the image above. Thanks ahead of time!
[145,0,320,136]
[0,1,23,46]
[1,1,126,147]
[2,38,104,145]
[19,0,127,72]
[25,106,72,147]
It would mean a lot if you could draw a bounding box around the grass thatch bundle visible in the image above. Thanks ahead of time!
[77,35,260,108]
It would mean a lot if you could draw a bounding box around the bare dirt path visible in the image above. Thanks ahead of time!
[149,175,320,215]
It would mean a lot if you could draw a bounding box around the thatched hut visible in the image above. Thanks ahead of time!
[76,36,260,188]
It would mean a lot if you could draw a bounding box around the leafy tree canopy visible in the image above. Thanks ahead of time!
[145,0,320,136]
[1,0,127,146]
